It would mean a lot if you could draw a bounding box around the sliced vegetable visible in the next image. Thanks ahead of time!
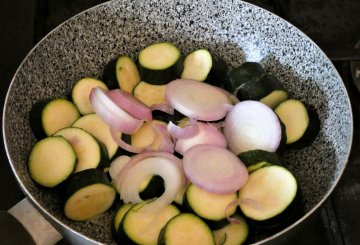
[71,77,108,115]
[174,122,227,155]
[89,87,143,134]
[106,88,152,121]
[237,149,282,167]
[112,203,133,243]
[63,169,116,221]
[224,100,281,154]
[167,118,199,139]
[275,99,320,147]
[29,98,80,139]
[138,42,183,85]
[158,213,215,245]
[213,215,249,245]
[165,79,232,121]
[183,184,238,229]
[103,56,141,92]
[54,127,109,172]
[109,155,131,181]
[133,81,168,107]
[72,113,120,159]
[181,49,213,82]
[235,74,287,107]
[238,165,297,221]
[224,62,266,93]
[183,144,248,194]
[119,201,180,245]
[131,120,169,150]
[113,151,186,213]
[28,136,76,187]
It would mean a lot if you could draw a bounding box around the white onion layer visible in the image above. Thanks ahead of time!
[224,100,281,154]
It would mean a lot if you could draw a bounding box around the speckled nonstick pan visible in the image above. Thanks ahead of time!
[2,0,353,244]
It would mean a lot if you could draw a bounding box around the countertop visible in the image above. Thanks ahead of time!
[1,1,359,244]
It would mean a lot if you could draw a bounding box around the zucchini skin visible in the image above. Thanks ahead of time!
[238,149,282,167]
[138,56,184,85]
[29,99,52,139]
[102,57,119,89]
[224,62,266,93]
[139,175,165,200]
[205,54,229,87]
[63,168,113,202]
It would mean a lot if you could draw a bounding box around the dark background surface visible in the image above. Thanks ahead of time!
[1,0,359,244]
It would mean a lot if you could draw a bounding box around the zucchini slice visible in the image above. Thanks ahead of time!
[64,169,116,221]
[238,149,282,167]
[275,99,320,147]
[102,56,141,92]
[130,119,168,150]
[181,49,213,82]
[54,127,109,173]
[158,213,215,245]
[235,74,288,109]
[29,98,80,139]
[213,215,249,245]
[71,77,108,115]
[224,62,265,93]
[183,184,238,229]
[119,201,180,245]
[72,113,120,159]
[133,81,167,107]
[139,175,165,200]
[138,42,183,85]
[28,136,77,187]
[112,203,133,243]
[238,165,297,221]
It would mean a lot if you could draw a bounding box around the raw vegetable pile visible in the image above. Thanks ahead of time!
[28,42,320,245]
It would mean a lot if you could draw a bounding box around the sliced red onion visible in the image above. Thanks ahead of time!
[167,118,199,139]
[110,128,153,153]
[165,79,232,121]
[150,103,174,115]
[90,87,143,134]
[109,155,131,181]
[152,123,175,153]
[106,89,152,121]
[113,152,186,213]
[215,86,240,104]
[175,122,227,155]
[223,100,281,154]
[183,144,248,194]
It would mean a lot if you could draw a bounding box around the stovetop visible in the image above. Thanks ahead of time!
[1,1,359,244]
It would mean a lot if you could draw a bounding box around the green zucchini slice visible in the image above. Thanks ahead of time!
[213,215,249,245]
[112,203,133,243]
[158,213,215,245]
[64,169,116,221]
[102,56,141,92]
[28,136,77,187]
[119,201,180,245]
[238,149,282,167]
[235,74,288,108]
[275,99,320,147]
[181,49,213,82]
[133,81,167,107]
[238,165,297,221]
[71,77,108,115]
[72,113,120,159]
[138,42,183,85]
[54,127,109,172]
[224,62,265,93]
[183,184,238,229]
[29,98,80,139]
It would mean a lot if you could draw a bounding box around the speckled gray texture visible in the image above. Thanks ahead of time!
[3,0,353,244]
